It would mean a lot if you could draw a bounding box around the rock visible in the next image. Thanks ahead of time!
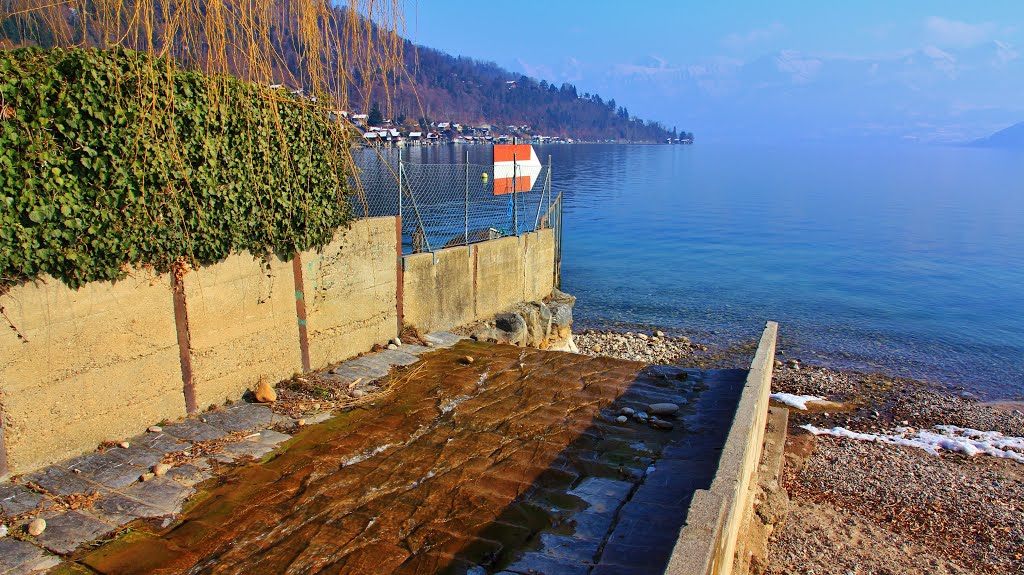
[0,524,7,538]
[650,418,674,430]
[548,288,576,307]
[392,337,402,346]
[297,419,306,427]
[350,389,367,398]
[492,312,528,345]
[774,360,783,369]
[655,330,665,338]
[255,381,277,403]
[425,341,434,347]
[616,415,628,424]
[592,344,602,353]
[118,441,130,449]
[140,472,156,482]
[387,343,399,350]
[648,403,680,416]
[152,463,171,477]
[461,356,475,365]
[27,518,46,536]
[637,333,648,340]
[148,425,162,433]
[620,407,636,416]
[547,301,573,326]
[634,411,649,422]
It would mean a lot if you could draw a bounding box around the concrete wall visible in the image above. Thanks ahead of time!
[184,251,303,410]
[665,321,778,575]
[0,271,186,474]
[402,228,555,334]
[303,217,399,369]
[402,246,474,334]
[0,217,557,476]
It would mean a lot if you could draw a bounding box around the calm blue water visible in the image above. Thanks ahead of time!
[536,143,1024,399]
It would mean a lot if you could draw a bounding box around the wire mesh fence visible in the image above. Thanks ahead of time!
[348,150,558,256]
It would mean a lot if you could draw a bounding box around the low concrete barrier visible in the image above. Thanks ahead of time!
[402,229,555,334]
[665,320,779,575]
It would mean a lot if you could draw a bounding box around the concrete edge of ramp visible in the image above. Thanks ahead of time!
[664,320,779,575]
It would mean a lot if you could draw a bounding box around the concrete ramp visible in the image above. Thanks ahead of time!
[67,337,760,574]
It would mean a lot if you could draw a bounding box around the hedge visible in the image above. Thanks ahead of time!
[0,47,353,289]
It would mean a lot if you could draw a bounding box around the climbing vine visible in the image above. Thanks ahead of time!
[0,47,353,290]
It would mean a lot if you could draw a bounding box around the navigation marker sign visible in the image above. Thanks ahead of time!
[493,144,542,195]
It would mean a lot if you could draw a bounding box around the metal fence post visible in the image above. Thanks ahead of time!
[512,149,519,235]
[465,150,470,245]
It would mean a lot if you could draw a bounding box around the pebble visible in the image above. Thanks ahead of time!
[655,330,665,338]
[297,419,306,427]
[425,341,434,347]
[620,407,636,416]
[350,389,367,398]
[616,415,628,424]
[634,411,649,422]
[387,343,399,350]
[393,337,402,346]
[148,426,162,433]
[648,402,680,416]
[592,345,602,353]
[255,381,277,403]
[118,441,130,449]
[27,518,46,536]
[140,472,156,482]
[0,524,7,538]
[649,418,674,430]
[461,356,475,365]
[152,463,171,477]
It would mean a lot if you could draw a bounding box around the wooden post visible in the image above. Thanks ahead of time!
[171,270,198,414]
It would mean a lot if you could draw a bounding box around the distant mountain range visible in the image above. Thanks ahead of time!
[969,122,1024,148]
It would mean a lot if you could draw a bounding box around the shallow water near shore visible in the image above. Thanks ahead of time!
[391,143,1024,398]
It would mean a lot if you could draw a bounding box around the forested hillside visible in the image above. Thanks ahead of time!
[359,42,685,141]
[1,2,687,142]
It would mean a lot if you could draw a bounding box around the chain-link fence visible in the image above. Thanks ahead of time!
[348,150,560,257]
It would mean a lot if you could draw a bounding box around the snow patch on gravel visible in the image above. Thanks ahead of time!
[771,392,826,410]
[801,424,1024,463]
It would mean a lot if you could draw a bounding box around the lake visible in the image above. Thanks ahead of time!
[386,142,1024,399]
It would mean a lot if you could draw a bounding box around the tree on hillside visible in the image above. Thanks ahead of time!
[367,103,383,126]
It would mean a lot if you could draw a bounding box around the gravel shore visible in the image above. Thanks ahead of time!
[768,363,1024,574]
[574,328,708,364]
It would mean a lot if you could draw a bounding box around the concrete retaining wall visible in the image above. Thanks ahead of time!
[0,218,556,476]
[665,321,778,575]
[0,271,186,475]
[402,228,555,334]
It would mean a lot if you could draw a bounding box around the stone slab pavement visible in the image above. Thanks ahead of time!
[0,333,464,574]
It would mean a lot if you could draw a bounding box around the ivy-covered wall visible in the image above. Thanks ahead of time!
[0,47,352,290]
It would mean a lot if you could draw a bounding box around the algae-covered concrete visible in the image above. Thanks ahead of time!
[0,272,185,474]
[302,217,399,369]
[184,252,302,410]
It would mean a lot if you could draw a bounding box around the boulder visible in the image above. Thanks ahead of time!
[547,301,573,330]
[494,312,528,345]
[548,288,576,307]
[514,302,553,347]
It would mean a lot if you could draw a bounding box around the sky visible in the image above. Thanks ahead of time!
[402,1,1024,143]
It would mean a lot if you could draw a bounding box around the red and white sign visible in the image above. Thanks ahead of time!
[493,144,542,195]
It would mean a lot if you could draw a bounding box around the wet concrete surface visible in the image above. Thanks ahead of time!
[67,341,744,574]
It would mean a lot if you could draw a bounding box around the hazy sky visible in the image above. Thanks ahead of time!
[403,1,1024,143]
